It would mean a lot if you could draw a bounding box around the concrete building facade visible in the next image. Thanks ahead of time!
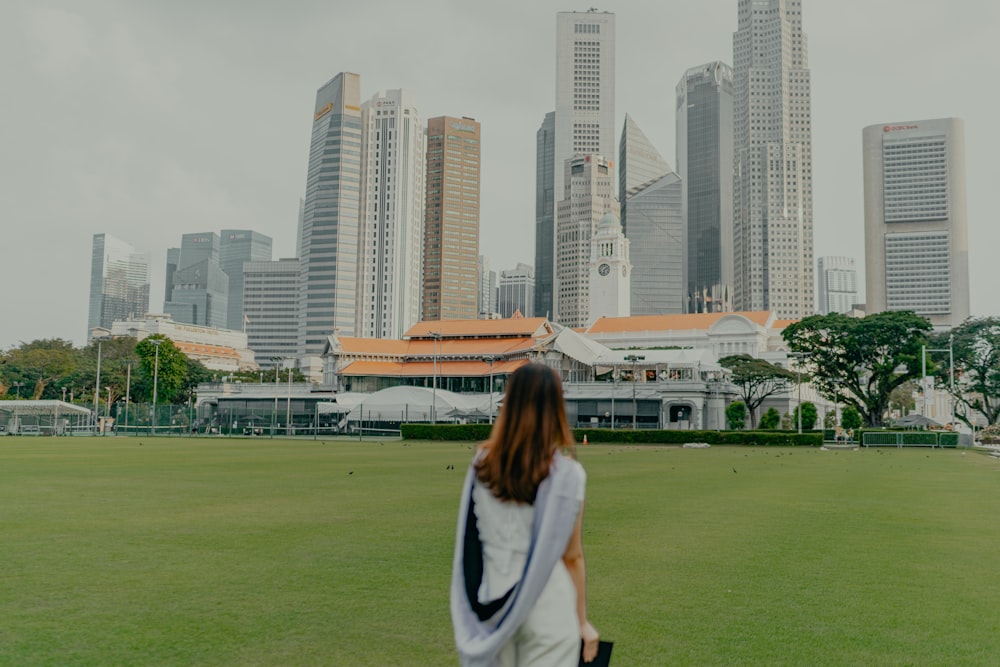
[243,258,300,369]
[732,0,814,318]
[220,230,272,332]
[422,116,481,321]
[358,88,426,339]
[555,154,616,328]
[588,213,631,323]
[817,256,858,315]
[863,118,970,328]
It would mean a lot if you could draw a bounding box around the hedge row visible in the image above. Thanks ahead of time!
[399,424,822,447]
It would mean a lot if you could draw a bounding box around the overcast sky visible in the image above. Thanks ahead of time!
[2,0,998,349]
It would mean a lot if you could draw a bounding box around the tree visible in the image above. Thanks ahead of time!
[793,401,818,430]
[929,318,1000,426]
[759,407,781,430]
[2,339,78,399]
[841,405,862,430]
[783,311,932,427]
[719,355,796,428]
[135,336,188,403]
[726,401,747,430]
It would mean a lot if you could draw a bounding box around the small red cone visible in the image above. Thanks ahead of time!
[583,434,588,446]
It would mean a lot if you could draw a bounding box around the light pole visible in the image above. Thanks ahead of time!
[922,336,955,426]
[482,355,499,424]
[286,367,293,435]
[12,381,24,399]
[272,358,281,437]
[787,352,806,434]
[150,339,163,434]
[93,338,106,431]
[429,332,441,424]
[624,354,646,430]
[124,361,132,432]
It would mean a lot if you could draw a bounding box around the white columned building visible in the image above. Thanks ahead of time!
[359,89,426,339]
[589,213,630,323]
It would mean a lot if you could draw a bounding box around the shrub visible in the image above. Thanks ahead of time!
[759,407,781,430]
[841,405,862,430]
[726,401,747,430]
[793,402,818,430]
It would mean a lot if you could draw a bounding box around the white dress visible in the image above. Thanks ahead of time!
[472,462,586,666]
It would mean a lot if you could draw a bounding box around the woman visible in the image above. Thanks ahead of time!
[451,363,600,666]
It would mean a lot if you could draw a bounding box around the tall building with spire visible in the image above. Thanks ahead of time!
[422,116,481,321]
[358,89,425,339]
[88,233,149,339]
[555,154,615,328]
[732,0,813,318]
[677,62,734,313]
[298,72,363,354]
[589,213,631,322]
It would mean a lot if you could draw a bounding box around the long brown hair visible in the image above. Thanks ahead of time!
[475,363,575,503]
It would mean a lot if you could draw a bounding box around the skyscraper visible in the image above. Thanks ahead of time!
[863,118,970,328]
[619,113,671,229]
[88,233,150,338]
[423,116,481,321]
[298,72,363,354]
[817,256,858,315]
[550,10,615,320]
[554,10,616,198]
[732,0,813,318]
[243,258,300,368]
[555,154,615,328]
[498,263,535,318]
[677,62,734,313]
[478,255,497,319]
[220,230,272,332]
[624,173,685,315]
[534,112,556,320]
[358,89,425,339]
[163,232,229,329]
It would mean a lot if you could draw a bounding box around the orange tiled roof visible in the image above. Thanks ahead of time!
[173,341,240,358]
[336,337,536,357]
[340,358,529,378]
[585,311,774,334]
[405,318,550,339]
[771,319,798,330]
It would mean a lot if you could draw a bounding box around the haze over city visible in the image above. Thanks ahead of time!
[2,0,997,348]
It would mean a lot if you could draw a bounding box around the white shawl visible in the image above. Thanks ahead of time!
[450,452,584,667]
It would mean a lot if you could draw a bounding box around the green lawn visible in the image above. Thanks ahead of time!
[2,437,999,666]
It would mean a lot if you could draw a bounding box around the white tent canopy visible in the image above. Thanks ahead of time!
[0,400,91,416]
[316,386,498,422]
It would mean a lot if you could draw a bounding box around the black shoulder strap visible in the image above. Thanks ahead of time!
[463,485,515,621]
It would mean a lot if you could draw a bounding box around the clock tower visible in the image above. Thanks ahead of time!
[589,212,631,323]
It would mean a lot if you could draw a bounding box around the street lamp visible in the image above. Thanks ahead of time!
[150,339,163,434]
[93,338,105,431]
[12,381,24,399]
[624,354,646,430]
[429,332,441,424]
[272,357,282,437]
[482,355,500,424]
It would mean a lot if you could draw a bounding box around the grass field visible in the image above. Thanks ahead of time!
[2,437,1000,666]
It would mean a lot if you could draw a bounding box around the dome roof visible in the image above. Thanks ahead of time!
[598,212,621,230]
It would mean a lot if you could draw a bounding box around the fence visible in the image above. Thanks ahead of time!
[861,431,959,448]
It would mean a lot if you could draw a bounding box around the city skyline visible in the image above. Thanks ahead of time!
[3,0,998,348]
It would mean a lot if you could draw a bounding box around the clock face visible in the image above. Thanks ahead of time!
[598,263,610,277]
